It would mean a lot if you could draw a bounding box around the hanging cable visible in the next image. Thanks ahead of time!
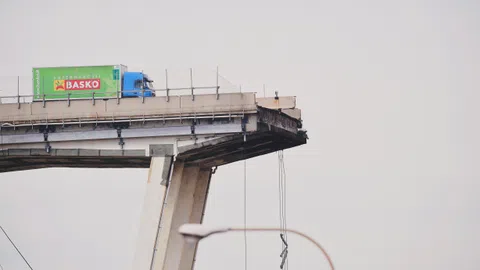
[282,152,288,270]
[278,150,288,269]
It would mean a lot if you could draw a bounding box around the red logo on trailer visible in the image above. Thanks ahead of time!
[54,79,101,91]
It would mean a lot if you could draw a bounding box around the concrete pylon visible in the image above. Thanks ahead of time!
[152,162,212,270]
[131,154,174,270]
[132,148,212,270]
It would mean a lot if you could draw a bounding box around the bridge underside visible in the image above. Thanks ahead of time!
[178,124,306,167]
[0,125,306,173]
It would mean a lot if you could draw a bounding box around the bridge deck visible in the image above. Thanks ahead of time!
[0,93,306,173]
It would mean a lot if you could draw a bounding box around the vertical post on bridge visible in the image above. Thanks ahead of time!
[142,69,145,104]
[216,66,219,100]
[17,76,20,109]
[165,69,169,102]
[190,68,194,101]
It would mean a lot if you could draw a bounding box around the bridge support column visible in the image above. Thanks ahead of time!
[151,161,212,270]
[132,154,174,270]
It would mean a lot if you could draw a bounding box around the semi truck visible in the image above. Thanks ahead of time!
[32,65,155,101]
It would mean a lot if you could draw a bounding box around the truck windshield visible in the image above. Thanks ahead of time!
[144,81,154,89]
[143,76,154,89]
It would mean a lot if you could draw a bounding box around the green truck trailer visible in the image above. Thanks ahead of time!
[32,65,155,101]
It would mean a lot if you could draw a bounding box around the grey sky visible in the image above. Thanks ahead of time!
[1,0,479,269]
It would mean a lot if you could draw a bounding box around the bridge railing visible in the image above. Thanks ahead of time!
[0,105,255,128]
[0,86,222,107]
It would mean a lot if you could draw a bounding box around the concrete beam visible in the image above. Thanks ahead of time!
[0,123,243,145]
[0,148,151,173]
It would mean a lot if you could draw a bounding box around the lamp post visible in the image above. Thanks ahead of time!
[178,223,335,270]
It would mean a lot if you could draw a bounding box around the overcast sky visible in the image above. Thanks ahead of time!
[1,0,479,269]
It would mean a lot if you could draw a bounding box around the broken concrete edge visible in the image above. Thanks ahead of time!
[175,108,307,157]
[257,106,303,130]
[176,126,307,163]
[257,105,302,121]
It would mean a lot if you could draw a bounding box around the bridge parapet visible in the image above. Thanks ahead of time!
[0,93,259,126]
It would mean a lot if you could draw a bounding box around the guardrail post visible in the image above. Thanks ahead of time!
[142,70,145,104]
[216,66,219,100]
[190,68,194,101]
[17,76,21,109]
[165,69,170,102]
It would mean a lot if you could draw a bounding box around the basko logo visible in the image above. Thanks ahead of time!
[54,79,101,91]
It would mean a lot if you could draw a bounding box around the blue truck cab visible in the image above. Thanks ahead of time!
[122,72,155,97]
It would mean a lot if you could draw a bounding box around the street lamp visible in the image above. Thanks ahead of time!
[178,223,335,270]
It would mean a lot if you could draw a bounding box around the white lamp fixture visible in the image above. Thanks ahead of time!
[178,223,230,243]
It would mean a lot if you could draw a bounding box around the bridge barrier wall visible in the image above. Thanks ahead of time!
[0,93,257,124]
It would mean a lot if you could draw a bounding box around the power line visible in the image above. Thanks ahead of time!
[0,226,34,270]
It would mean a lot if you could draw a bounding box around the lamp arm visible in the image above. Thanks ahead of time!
[228,227,334,270]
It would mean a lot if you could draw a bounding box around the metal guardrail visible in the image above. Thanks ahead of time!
[0,67,236,107]
[0,103,254,125]
[0,113,249,129]
[0,85,221,109]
